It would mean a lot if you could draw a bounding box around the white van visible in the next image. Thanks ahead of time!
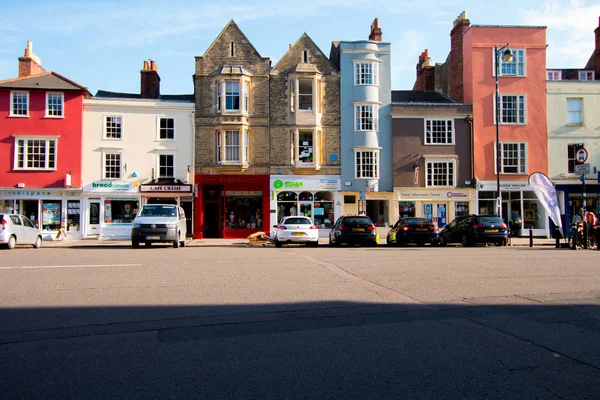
[130,204,187,248]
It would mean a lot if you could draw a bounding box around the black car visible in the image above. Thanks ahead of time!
[329,215,378,247]
[438,215,508,247]
[386,217,439,246]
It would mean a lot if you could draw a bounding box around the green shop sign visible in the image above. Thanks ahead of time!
[273,179,304,189]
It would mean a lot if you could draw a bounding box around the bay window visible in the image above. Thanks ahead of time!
[355,104,378,131]
[355,150,379,179]
[216,129,249,165]
[354,62,377,85]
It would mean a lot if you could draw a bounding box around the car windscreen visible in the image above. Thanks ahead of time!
[344,217,372,225]
[140,206,177,217]
[284,218,311,225]
[405,218,430,225]
[476,217,503,224]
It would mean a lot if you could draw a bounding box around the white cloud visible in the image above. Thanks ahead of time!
[519,0,600,68]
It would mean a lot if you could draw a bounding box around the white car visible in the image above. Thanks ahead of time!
[0,213,43,250]
[273,216,319,248]
[131,204,187,248]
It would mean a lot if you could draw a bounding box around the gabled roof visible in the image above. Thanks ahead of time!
[392,90,457,104]
[271,32,337,74]
[202,20,263,59]
[0,72,90,95]
[95,90,194,102]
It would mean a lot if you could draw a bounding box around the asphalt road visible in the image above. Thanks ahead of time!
[1,245,599,399]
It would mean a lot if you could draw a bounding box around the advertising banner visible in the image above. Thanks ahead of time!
[528,172,563,237]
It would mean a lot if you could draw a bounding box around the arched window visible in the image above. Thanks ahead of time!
[277,191,297,201]
[314,191,333,201]
[299,191,313,201]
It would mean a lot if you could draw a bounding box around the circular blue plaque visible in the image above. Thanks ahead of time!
[329,154,338,162]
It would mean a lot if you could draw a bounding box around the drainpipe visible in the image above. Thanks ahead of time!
[465,114,474,187]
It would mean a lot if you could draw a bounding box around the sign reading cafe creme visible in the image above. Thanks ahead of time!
[139,184,193,193]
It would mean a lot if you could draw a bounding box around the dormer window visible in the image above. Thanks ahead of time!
[547,70,561,81]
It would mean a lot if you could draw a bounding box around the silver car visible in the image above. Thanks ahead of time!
[131,204,187,248]
[0,214,43,250]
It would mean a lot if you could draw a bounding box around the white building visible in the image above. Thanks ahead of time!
[81,61,195,239]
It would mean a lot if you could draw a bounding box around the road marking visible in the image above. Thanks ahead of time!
[0,264,143,270]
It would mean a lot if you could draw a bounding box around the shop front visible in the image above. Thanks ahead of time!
[395,188,475,229]
[477,181,548,237]
[139,179,194,236]
[82,180,141,239]
[555,180,599,238]
[194,174,270,239]
[270,175,342,237]
[0,189,82,240]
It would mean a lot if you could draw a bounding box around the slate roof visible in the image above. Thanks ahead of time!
[392,90,457,104]
[95,90,194,102]
[0,72,89,94]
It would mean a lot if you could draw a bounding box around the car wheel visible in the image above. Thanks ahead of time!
[33,236,42,249]
[173,233,180,248]
[180,239,186,247]
[144,242,151,247]
[461,234,473,247]
[275,240,283,248]
[308,241,318,247]
[495,239,507,247]
[132,240,140,248]
[438,236,447,247]
[417,242,426,247]
[7,235,16,250]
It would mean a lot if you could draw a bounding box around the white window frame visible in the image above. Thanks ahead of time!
[354,104,378,131]
[157,116,175,140]
[293,129,317,167]
[225,81,240,112]
[496,94,526,125]
[354,150,379,179]
[10,91,29,117]
[102,151,122,179]
[103,115,123,140]
[157,152,175,178]
[216,130,221,163]
[45,92,64,118]
[216,83,221,112]
[354,62,378,86]
[497,48,526,77]
[566,98,583,125]
[13,136,58,170]
[579,71,595,81]
[496,142,527,175]
[216,129,248,166]
[424,119,454,145]
[425,159,456,188]
[547,70,561,81]
[298,79,313,111]
[243,129,249,164]
[243,81,249,112]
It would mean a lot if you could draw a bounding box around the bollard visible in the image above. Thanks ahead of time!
[583,221,588,250]
[572,225,578,250]
[555,227,560,249]
[528,227,533,247]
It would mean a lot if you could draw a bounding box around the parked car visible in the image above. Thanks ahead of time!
[438,215,508,247]
[131,204,187,248]
[329,215,378,247]
[273,216,319,247]
[0,214,43,250]
[386,217,439,246]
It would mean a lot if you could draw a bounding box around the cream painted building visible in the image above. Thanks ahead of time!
[547,76,600,234]
[82,70,195,239]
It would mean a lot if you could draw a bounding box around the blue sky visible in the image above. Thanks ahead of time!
[1,0,599,95]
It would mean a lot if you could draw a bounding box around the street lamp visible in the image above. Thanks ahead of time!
[494,44,514,219]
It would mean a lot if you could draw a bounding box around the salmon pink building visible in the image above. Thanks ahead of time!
[416,12,549,236]
[0,42,90,239]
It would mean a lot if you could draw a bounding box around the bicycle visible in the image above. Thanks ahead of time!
[569,224,597,250]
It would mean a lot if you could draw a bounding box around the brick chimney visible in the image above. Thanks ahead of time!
[449,11,470,103]
[18,41,46,77]
[141,60,160,99]
[369,18,382,42]
[414,49,435,91]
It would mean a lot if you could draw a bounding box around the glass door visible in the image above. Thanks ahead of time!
[299,202,313,222]
[88,199,101,237]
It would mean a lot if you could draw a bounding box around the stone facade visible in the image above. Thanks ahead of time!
[269,33,340,176]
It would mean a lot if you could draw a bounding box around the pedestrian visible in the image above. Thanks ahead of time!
[510,210,522,237]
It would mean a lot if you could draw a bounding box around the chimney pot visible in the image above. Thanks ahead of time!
[143,60,149,70]
[150,60,157,71]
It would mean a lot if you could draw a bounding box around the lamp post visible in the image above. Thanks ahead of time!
[494,44,514,219]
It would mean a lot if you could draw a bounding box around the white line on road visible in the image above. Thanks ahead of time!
[0,264,143,270]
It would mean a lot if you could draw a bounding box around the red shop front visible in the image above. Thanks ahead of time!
[194,174,270,239]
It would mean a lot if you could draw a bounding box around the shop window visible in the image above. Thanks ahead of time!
[277,191,298,222]
[523,191,544,230]
[225,191,262,229]
[344,195,356,204]
[455,201,469,218]
[42,200,61,231]
[398,202,415,218]
[104,199,139,224]
[67,200,81,232]
[314,192,333,201]
[299,191,313,201]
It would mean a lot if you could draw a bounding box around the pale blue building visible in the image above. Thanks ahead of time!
[330,19,392,226]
